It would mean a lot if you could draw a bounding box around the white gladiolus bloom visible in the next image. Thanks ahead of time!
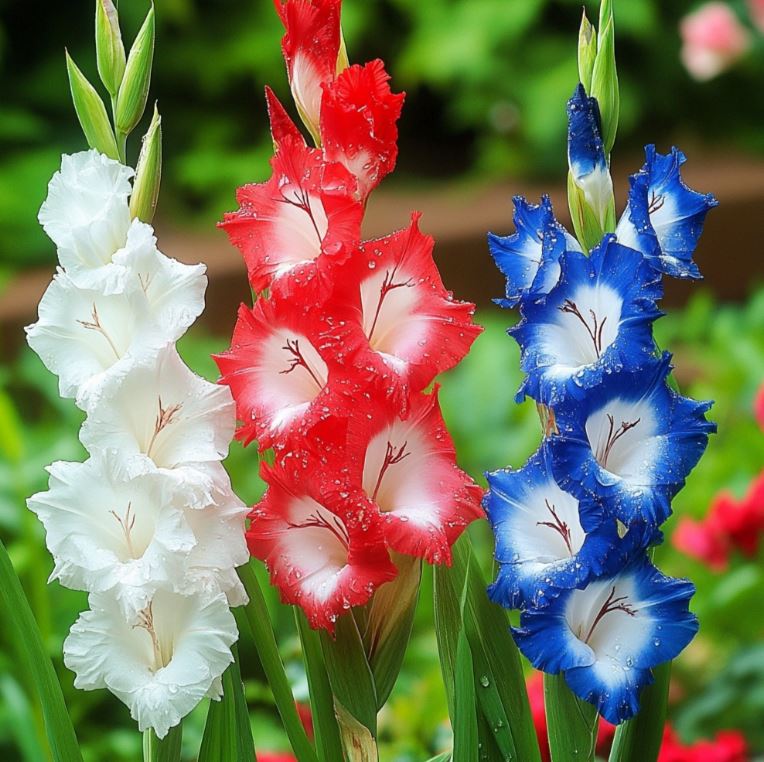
[39,150,134,292]
[80,344,235,470]
[64,589,237,738]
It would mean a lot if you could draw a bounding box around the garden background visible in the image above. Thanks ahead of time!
[1,0,764,759]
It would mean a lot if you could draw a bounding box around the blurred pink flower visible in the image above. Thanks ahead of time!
[754,382,764,430]
[680,3,751,80]
[748,0,764,34]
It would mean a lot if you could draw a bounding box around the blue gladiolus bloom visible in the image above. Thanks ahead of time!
[567,84,613,228]
[512,235,663,405]
[616,145,719,280]
[485,447,622,610]
[512,554,698,725]
[488,195,578,308]
[548,352,716,527]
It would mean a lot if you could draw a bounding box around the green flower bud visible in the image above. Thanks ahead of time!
[95,0,126,97]
[591,0,619,154]
[578,10,597,93]
[115,5,155,137]
[65,50,120,160]
[129,104,162,223]
[567,170,615,253]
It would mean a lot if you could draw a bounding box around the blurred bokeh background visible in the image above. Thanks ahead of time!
[2,0,764,760]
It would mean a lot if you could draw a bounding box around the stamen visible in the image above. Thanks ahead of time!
[648,191,665,215]
[581,586,637,644]
[288,511,350,549]
[367,268,415,345]
[77,303,120,360]
[280,338,324,390]
[276,185,323,244]
[559,299,608,358]
[145,397,183,458]
[110,502,137,558]
[133,602,166,672]
[371,440,410,503]
[537,499,573,555]
[596,413,641,469]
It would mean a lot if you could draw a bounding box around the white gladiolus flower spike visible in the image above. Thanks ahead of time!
[38,150,134,292]
[64,589,237,738]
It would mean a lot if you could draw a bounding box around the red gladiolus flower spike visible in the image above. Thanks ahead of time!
[321,215,482,408]
[220,137,363,297]
[274,0,343,139]
[248,454,397,632]
[321,59,405,201]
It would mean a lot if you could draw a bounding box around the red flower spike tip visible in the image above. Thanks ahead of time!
[321,59,405,201]
[248,457,397,632]
[219,137,363,297]
[274,0,343,140]
[214,296,350,451]
[265,86,305,147]
[321,215,482,407]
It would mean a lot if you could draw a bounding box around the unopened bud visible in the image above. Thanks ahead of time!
[130,104,162,223]
[95,0,126,96]
[115,5,155,136]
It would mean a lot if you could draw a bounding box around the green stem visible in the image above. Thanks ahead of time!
[142,725,182,762]
[111,95,127,164]
[237,561,318,762]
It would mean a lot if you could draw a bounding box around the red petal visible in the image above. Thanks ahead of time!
[321,60,405,200]
[265,86,305,147]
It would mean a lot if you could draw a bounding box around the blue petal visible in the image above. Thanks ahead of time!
[511,235,664,405]
[489,195,574,308]
[513,555,698,724]
[567,84,608,185]
[616,145,718,280]
[548,353,715,526]
[485,446,622,610]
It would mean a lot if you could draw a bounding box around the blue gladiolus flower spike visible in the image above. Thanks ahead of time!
[616,145,719,280]
[548,353,716,527]
[512,235,664,404]
[567,84,614,230]
[512,555,699,725]
[488,195,580,308]
[484,447,622,610]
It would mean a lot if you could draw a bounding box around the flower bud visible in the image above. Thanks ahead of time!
[95,0,126,97]
[65,51,119,160]
[577,10,597,93]
[115,5,155,137]
[590,0,619,154]
[130,104,162,223]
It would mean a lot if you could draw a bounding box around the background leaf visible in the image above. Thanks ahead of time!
[544,672,598,762]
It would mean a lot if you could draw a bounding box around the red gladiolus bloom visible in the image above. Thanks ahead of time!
[220,137,363,297]
[321,60,405,201]
[322,215,481,408]
[248,454,397,632]
[274,0,342,138]
[658,726,748,762]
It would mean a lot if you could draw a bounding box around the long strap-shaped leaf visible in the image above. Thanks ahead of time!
[238,561,318,762]
[544,673,598,762]
[142,726,182,762]
[434,536,541,762]
[608,662,670,762]
[0,539,82,762]
[198,645,256,761]
[295,611,344,762]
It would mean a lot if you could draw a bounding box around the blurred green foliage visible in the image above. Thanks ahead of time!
[1,287,764,759]
[3,0,764,268]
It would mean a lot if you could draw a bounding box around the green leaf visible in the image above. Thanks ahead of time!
[425,755,452,762]
[577,10,597,92]
[434,536,541,762]
[115,5,155,136]
[198,646,256,762]
[544,673,598,762]
[608,662,670,762]
[0,540,82,761]
[95,0,126,96]
[142,725,182,762]
[237,562,318,762]
[319,613,378,736]
[295,611,344,762]
[453,625,478,762]
[590,0,619,154]
[129,103,162,223]
[65,51,119,160]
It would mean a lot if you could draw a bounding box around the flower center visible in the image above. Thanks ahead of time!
[370,440,410,503]
[536,499,573,556]
[78,303,120,360]
[110,501,138,559]
[145,397,183,459]
[280,338,325,392]
[559,299,608,358]
[133,602,172,672]
[595,413,641,470]
[578,585,638,645]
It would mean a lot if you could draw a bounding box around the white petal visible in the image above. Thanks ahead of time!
[64,589,237,739]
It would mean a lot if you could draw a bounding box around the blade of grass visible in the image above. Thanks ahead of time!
[295,610,344,762]
[0,539,82,762]
[237,561,318,762]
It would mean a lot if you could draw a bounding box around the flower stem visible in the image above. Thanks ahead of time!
[237,561,319,762]
[142,725,181,762]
